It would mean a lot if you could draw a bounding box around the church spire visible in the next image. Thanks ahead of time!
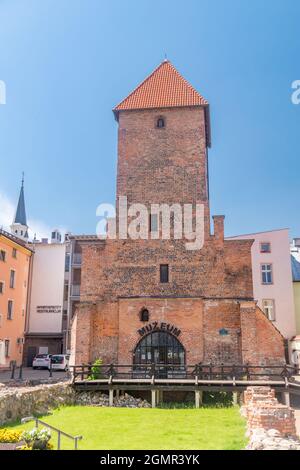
[10,173,29,240]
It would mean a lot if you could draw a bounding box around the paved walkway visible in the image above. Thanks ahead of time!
[0,367,69,383]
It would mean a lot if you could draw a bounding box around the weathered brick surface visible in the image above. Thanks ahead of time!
[243,387,297,437]
[70,105,285,367]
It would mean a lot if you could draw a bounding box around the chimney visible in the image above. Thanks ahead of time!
[213,215,225,242]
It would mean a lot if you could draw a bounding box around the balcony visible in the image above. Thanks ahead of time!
[72,253,82,266]
[71,284,80,298]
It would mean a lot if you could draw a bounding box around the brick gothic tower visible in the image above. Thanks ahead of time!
[70,61,285,368]
[113,59,211,239]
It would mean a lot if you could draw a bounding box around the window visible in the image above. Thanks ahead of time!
[160,264,169,283]
[261,264,273,284]
[12,248,17,258]
[156,117,165,128]
[64,282,69,301]
[4,340,10,357]
[7,300,13,320]
[149,214,158,233]
[0,281,4,294]
[65,254,70,272]
[9,270,15,289]
[140,308,149,322]
[262,299,276,321]
[0,250,6,262]
[260,242,271,253]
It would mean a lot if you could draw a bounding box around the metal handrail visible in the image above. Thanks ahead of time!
[21,417,83,450]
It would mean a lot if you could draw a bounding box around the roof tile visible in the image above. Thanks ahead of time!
[114,60,208,113]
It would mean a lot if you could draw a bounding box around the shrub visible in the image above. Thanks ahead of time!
[202,391,233,407]
[0,429,22,443]
[88,358,103,380]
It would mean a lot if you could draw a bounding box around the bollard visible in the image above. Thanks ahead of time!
[18,364,23,380]
[49,362,53,378]
[10,363,16,380]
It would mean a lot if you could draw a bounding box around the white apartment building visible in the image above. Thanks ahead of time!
[23,230,70,366]
[228,229,296,360]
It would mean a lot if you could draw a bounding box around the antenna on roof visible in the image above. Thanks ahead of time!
[21,171,24,187]
[164,52,168,62]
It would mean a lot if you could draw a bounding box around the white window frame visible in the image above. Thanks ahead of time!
[261,263,273,284]
[0,249,6,262]
[262,299,276,321]
[7,299,13,320]
[9,269,16,289]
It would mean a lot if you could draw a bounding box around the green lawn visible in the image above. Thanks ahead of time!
[3,406,246,450]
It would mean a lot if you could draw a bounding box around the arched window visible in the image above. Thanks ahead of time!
[156,117,165,128]
[133,331,185,372]
[140,308,149,322]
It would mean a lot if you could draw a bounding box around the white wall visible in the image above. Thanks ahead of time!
[228,229,296,339]
[28,243,66,333]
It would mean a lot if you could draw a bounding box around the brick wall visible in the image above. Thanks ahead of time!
[243,386,297,437]
[70,105,285,367]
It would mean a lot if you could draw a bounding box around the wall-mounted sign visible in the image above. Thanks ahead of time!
[138,321,181,338]
[36,305,62,314]
[219,328,229,336]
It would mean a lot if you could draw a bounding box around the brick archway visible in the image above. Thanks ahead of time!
[133,330,185,368]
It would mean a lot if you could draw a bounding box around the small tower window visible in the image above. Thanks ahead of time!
[140,308,149,322]
[156,117,165,128]
[160,264,169,283]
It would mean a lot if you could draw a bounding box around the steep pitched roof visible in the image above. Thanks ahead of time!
[114,60,209,110]
[113,60,210,145]
[14,178,27,226]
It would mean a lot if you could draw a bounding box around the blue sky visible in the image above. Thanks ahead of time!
[0,0,299,238]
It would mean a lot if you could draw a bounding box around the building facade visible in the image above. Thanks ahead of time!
[290,239,300,365]
[228,229,296,354]
[0,229,32,368]
[23,232,70,366]
[70,60,285,368]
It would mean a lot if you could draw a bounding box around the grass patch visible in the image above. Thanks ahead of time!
[2,406,246,450]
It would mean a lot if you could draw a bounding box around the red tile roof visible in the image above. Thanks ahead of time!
[113,60,208,113]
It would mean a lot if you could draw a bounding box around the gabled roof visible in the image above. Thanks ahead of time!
[291,255,300,281]
[14,178,27,226]
[113,60,210,146]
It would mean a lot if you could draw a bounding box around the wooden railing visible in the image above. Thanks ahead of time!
[70,363,299,383]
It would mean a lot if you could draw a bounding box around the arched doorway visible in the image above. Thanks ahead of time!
[133,331,185,377]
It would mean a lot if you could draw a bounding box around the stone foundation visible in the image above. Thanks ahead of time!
[0,383,151,425]
[242,386,300,450]
[0,382,74,425]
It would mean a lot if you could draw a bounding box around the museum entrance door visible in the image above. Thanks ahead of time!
[133,331,185,378]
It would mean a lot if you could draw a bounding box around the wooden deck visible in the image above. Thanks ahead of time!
[70,363,300,406]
